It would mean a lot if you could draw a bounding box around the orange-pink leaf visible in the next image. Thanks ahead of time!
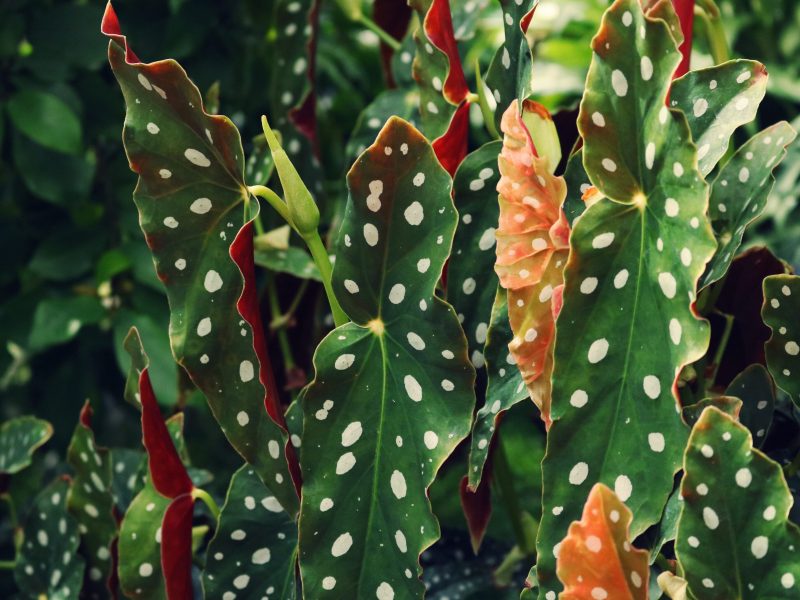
[556,483,649,600]
[494,100,569,426]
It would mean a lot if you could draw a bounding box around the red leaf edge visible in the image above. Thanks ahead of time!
[424,0,469,104]
[161,493,195,600]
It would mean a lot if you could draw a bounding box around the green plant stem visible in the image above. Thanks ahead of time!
[357,14,401,51]
[267,276,297,371]
[271,279,310,331]
[492,436,536,556]
[704,310,734,393]
[304,232,348,327]
[192,488,221,522]
[0,560,15,570]
[695,8,729,65]
[248,185,292,228]
[783,449,800,479]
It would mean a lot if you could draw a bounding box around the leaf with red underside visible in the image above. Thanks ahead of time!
[460,470,493,553]
[125,328,195,600]
[410,0,470,175]
[485,0,536,130]
[66,402,117,598]
[494,99,569,427]
[102,3,298,515]
[556,483,649,600]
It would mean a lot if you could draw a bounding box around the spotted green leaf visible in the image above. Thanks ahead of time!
[725,364,776,448]
[66,403,117,595]
[467,287,528,489]
[449,140,503,365]
[410,0,469,140]
[103,9,298,514]
[345,89,420,168]
[267,0,324,195]
[562,149,591,225]
[700,122,796,288]
[203,466,298,600]
[298,117,475,598]
[484,0,536,130]
[671,59,768,177]
[675,407,800,597]
[14,478,85,600]
[110,448,147,514]
[0,416,52,475]
[762,274,800,404]
[117,415,186,600]
[535,1,716,595]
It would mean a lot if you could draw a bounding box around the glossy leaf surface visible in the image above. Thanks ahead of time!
[725,364,775,447]
[298,118,475,598]
[675,407,800,597]
[762,274,800,403]
[203,466,298,600]
[700,122,796,288]
[0,416,52,475]
[536,0,716,594]
[556,483,649,600]
[671,60,768,177]
[102,4,297,513]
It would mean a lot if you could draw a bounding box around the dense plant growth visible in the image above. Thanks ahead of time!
[2,0,800,598]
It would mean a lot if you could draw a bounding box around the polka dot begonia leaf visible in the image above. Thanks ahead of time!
[110,448,146,515]
[555,483,649,600]
[466,287,528,489]
[449,140,503,368]
[203,466,299,600]
[254,245,322,282]
[298,117,475,599]
[535,0,717,596]
[675,406,800,598]
[671,59,768,178]
[266,0,325,195]
[117,414,187,600]
[762,274,800,405]
[724,364,776,448]
[700,122,796,289]
[14,478,85,600]
[0,415,52,475]
[65,402,117,597]
[562,149,591,226]
[102,4,299,515]
[495,99,570,428]
[484,0,535,131]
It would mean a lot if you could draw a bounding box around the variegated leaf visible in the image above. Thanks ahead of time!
[671,59,768,177]
[762,274,800,404]
[675,407,800,597]
[495,99,569,427]
[449,140,503,366]
[102,4,298,514]
[535,0,716,595]
[14,478,85,600]
[484,0,536,130]
[203,466,298,599]
[298,118,475,599]
[0,416,52,475]
[556,483,649,600]
[66,403,116,597]
[700,122,796,288]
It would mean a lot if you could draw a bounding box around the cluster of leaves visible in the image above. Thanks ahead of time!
[2,0,800,599]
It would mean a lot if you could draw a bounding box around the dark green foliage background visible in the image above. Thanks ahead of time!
[0,0,798,596]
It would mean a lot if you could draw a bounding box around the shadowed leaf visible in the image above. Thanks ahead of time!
[0,416,52,475]
[762,274,800,404]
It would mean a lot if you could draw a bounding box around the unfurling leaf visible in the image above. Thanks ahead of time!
[535,0,716,595]
[298,118,475,599]
[495,99,569,427]
[762,274,800,404]
[102,3,298,514]
[556,483,649,600]
[675,407,800,597]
